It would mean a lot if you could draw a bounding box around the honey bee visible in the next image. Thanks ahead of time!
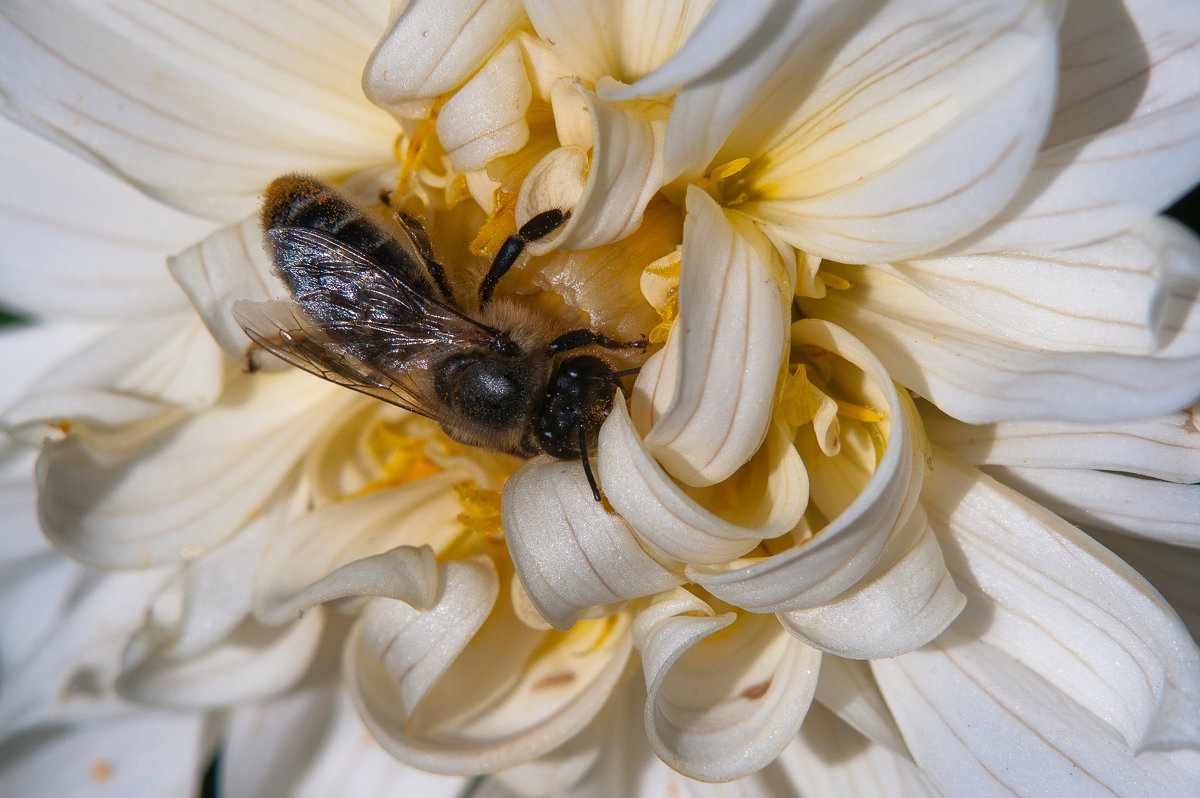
[233,175,645,500]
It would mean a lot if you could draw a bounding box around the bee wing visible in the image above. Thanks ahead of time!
[234,226,498,418]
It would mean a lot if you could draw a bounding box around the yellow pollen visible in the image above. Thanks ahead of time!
[351,422,444,497]
[710,157,752,181]
[821,272,852,291]
[641,249,682,343]
[834,400,885,424]
[470,190,519,257]
[394,117,439,196]
[452,482,504,543]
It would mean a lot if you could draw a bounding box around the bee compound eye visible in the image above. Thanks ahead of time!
[435,354,533,430]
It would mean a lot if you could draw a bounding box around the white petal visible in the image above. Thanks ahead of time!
[960,0,1200,252]
[0,567,172,734]
[0,320,111,412]
[525,0,718,84]
[688,321,924,613]
[735,0,1059,262]
[363,0,524,111]
[520,84,666,253]
[640,187,790,486]
[1092,530,1200,644]
[168,214,292,370]
[348,584,633,775]
[983,465,1200,549]
[36,369,348,569]
[252,474,466,624]
[502,455,684,630]
[0,0,397,221]
[923,403,1200,483]
[436,39,532,172]
[812,656,909,757]
[490,702,611,797]
[778,504,965,660]
[116,611,324,708]
[874,637,1200,798]
[0,116,209,318]
[634,589,821,782]
[598,398,807,564]
[355,557,498,721]
[892,216,1200,355]
[921,450,1200,754]
[810,264,1200,422]
[0,710,213,798]
[777,703,939,798]
[3,313,225,444]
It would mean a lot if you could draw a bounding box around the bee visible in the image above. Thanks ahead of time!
[233,175,645,500]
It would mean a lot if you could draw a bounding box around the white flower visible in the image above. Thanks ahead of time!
[2,1,1200,797]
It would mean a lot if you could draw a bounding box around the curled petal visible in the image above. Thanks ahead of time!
[0,0,396,221]
[921,450,1200,754]
[892,217,1200,356]
[733,0,1059,262]
[502,456,684,631]
[961,0,1200,251]
[640,187,790,486]
[437,39,532,172]
[689,321,923,612]
[811,264,1200,422]
[519,84,665,253]
[599,399,808,565]
[37,370,347,569]
[355,557,499,721]
[348,580,633,775]
[117,612,324,709]
[778,505,965,660]
[923,403,1200,484]
[634,589,821,782]
[1094,531,1200,643]
[252,474,467,624]
[168,215,290,370]
[362,0,525,113]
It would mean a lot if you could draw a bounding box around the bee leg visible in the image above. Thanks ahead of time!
[392,210,454,300]
[547,329,648,355]
[478,209,570,307]
[578,426,603,502]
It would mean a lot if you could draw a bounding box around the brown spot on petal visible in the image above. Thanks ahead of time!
[90,760,114,783]
[533,671,576,690]
[740,679,772,700]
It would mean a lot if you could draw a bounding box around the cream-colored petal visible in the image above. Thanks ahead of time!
[502,456,683,630]
[922,450,1200,753]
[810,263,1200,422]
[1093,530,1200,644]
[363,0,524,113]
[778,704,939,798]
[348,589,633,775]
[891,216,1200,356]
[252,473,468,624]
[36,369,348,569]
[2,313,225,445]
[599,399,807,564]
[0,116,211,318]
[983,465,1200,549]
[922,403,1200,484]
[524,0,717,84]
[959,0,1200,252]
[689,321,924,613]
[116,612,324,709]
[168,214,291,370]
[355,557,498,721]
[634,589,821,782]
[437,39,532,172]
[639,187,790,486]
[734,0,1059,262]
[519,83,666,253]
[778,504,965,660]
[813,656,909,758]
[0,0,396,221]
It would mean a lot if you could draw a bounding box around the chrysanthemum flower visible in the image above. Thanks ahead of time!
[2,1,1199,797]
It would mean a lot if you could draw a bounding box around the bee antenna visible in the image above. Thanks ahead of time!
[607,367,641,381]
[578,426,602,502]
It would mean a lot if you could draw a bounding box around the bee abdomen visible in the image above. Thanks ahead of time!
[263,174,425,286]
